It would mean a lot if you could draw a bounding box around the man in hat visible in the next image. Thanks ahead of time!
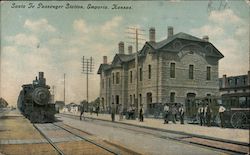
[80,102,85,120]
[198,103,204,126]
[219,104,226,128]
[111,102,115,122]
[179,104,185,124]
[163,103,169,124]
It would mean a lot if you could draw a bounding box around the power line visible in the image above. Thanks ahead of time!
[82,56,94,104]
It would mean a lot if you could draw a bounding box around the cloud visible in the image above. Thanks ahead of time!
[73,19,89,33]
[209,9,242,25]
[100,16,123,37]
[189,8,249,76]
[24,18,56,32]
[190,25,224,38]
[5,33,39,47]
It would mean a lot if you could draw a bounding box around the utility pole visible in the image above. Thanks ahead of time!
[126,27,145,113]
[63,73,66,104]
[51,85,55,103]
[82,56,94,108]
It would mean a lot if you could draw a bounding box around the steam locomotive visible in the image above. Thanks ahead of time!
[17,72,56,123]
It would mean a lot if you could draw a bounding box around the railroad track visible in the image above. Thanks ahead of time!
[59,113,250,155]
[33,123,134,155]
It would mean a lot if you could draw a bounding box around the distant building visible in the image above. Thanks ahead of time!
[55,101,65,111]
[219,71,250,108]
[98,27,224,114]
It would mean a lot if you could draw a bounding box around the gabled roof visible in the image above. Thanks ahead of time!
[142,32,223,59]
[147,32,206,49]
[97,64,111,74]
[116,53,136,62]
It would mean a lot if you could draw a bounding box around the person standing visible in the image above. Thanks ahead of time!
[171,103,178,124]
[204,103,212,127]
[111,102,115,122]
[198,104,204,126]
[96,105,99,116]
[179,104,185,124]
[219,105,226,128]
[118,104,123,121]
[80,103,85,120]
[163,103,169,124]
[139,105,144,122]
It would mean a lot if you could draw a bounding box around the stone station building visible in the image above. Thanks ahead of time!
[97,27,224,114]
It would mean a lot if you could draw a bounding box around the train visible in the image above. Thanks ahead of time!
[17,72,56,123]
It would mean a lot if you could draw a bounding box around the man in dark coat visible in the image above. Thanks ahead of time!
[111,102,115,122]
[204,103,211,127]
[80,103,85,120]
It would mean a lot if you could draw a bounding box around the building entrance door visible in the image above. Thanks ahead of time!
[116,95,119,113]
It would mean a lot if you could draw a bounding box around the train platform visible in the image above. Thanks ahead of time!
[0,109,58,155]
[61,111,250,144]
[0,109,142,155]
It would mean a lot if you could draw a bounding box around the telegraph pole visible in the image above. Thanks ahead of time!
[82,56,94,105]
[126,27,145,113]
[63,73,66,104]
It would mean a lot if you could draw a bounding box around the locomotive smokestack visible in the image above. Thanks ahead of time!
[39,72,44,80]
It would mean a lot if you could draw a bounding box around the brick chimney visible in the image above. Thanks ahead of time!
[168,26,174,38]
[103,56,107,64]
[118,41,124,54]
[128,45,133,54]
[222,74,227,88]
[202,35,209,42]
[149,27,155,42]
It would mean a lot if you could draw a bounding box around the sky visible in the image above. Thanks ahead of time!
[0,0,249,105]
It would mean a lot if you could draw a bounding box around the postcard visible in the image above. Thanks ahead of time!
[0,0,249,155]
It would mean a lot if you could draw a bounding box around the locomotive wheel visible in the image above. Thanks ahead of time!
[230,112,247,129]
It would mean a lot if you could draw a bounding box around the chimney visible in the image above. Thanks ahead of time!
[118,41,124,54]
[222,74,227,88]
[168,26,174,38]
[103,56,107,64]
[149,27,156,42]
[202,35,209,42]
[128,45,133,54]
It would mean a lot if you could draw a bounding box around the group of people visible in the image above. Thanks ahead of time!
[198,102,226,128]
[198,103,212,126]
[163,103,185,124]
[79,102,227,128]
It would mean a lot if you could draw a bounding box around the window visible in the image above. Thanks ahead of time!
[235,78,238,86]
[243,77,246,85]
[170,63,175,78]
[116,72,120,84]
[170,92,175,103]
[130,95,132,104]
[148,65,151,79]
[139,68,143,81]
[139,94,142,105]
[206,66,211,80]
[189,65,194,79]
[112,73,114,84]
[130,71,133,83]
